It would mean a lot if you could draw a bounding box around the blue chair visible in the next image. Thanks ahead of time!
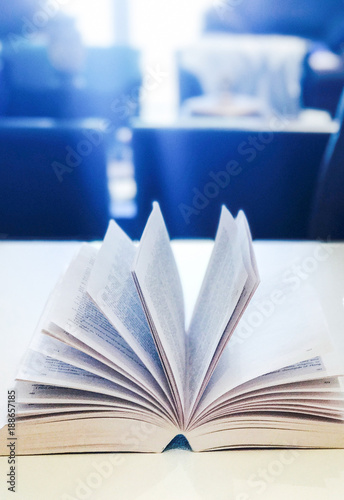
[0,119,110,240]
[132,122,331,239]
[309,89,344,240]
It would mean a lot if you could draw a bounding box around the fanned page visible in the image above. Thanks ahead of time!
[12,243,175,424]
[132,203,186,426]
[185,207,259,422]
[25,332,170,417]
[48,245,147,382]
[46,243,172,414]
[192,282,341,426]
[184,258,344,450]
[86,219,172,404]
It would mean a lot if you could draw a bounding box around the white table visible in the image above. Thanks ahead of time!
[134,109,338,134]
[1,240,344,499]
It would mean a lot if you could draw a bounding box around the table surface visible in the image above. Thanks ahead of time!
[134,109,338,133]
[1,239,344,500]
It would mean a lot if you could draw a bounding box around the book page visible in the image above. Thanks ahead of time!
[195,282,338,420]
[15,381,123,405]
[209,211,259,363]
[194,374,344,428]
[16,407,166,428]
[16,349,169,419]
[86,220,170,398]
[208,383,344,410]
[48,243,172,409]
[29,332,171,418]
[194,365,342,426]
[16,403,116,416]
[42,322,172,413]
[132,203,186,422]
[0,415,177,455]
[15,382,169,424]
[186,207,257,417]
[188,210,260,417]
[186,416,344,451]
[49,245,144,371]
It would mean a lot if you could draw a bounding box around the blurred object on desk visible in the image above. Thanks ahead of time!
[181,93,265,118]
[178,35,309,118]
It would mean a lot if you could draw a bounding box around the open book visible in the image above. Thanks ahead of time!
[1,203,344,454]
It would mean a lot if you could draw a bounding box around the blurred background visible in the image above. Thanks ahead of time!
[1,0,344,240]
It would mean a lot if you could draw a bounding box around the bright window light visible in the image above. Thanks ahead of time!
[129,0,213,50]
[127,0,214,121]
[60,0,115,46]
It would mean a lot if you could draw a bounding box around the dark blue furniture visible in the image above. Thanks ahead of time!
[0,119,110,240]
[132,120,331,239]
[309,91,344,240]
